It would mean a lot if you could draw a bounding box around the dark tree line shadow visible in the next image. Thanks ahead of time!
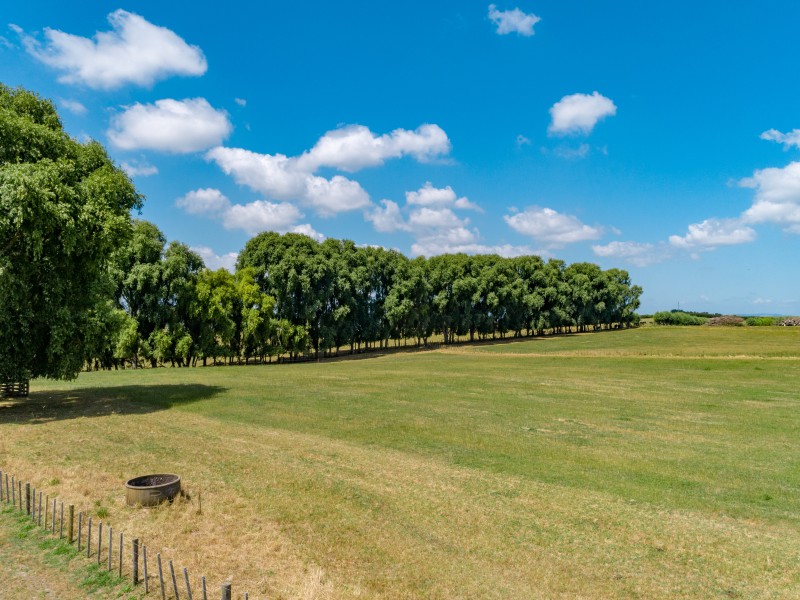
[0,384,226,425]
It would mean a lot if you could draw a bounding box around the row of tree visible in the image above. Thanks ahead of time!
[84,222,642,369]
[0,83,642,381]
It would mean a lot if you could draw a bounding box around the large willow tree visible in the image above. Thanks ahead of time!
[0,84,142,383]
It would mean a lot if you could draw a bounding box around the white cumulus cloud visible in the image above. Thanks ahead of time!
[366,200,409,233]
[59,98,87,115]
[295,124,451,173]
[120,159,158,177]
[109,98,232,154]
[191,246,238,272]
[207,123,450,217]
[760,129,800,150]
[408,207,467,230]
[592,241,669,267]
[668,218,756,249]
[19,9,206,89]
[405,182,481,211]
[223,200,303,235]
[290,223,326,242]
[488,4,541,36]
[740,162,800,233]
[505,206,602,246]
[176,187,305,236]
[548,92,617,136]
[553,143,591,159]
[176,188,230,214]
[207,146,370,216]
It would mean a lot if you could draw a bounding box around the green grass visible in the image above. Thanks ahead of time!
[2,326,800,598]
[0,506,141,599]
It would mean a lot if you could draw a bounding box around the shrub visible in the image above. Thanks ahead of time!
[745,316,778,326]
[653,311,707,326]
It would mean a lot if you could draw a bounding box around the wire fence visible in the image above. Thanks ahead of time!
[0,467,248,600]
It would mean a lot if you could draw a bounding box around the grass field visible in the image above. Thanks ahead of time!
[1,326,799,598]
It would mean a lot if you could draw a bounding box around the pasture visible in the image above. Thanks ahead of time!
[1,326,799,598]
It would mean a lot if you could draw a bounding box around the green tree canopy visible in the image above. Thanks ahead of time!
[0,84,142,382]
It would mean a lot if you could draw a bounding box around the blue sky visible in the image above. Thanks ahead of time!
[3,2,800,314]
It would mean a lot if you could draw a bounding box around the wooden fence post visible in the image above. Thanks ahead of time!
[38,492,42,526]
[221,581,232,600]
[87,517,92,557]
[68,505,74,543]
[59,501,64,539]
[26,482,30,515]
[18,480,22,511]
[119,532,123,577]
[169,559,180,599]
[184,567,193,600]
[157,553,166,600]
[132,538,139,585]
[0,470,4,502]
[31,487,36,520]
[143,544,149,593]
[201,576,207,600]
[11,476,15,507]
[97,521,103,564]
[77,512,82,551]
[51,498,56,532]
[108,527,113,571]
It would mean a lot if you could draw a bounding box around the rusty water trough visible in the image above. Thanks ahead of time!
[125,474,181,507]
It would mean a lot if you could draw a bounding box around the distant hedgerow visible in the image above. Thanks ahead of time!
[653,311,707,326]
[745,316,778,327]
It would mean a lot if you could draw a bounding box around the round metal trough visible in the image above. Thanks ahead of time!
[125,474,181,507]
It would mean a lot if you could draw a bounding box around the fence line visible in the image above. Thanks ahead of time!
[0,467,255,599]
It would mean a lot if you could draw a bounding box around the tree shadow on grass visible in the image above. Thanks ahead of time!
[0,384,226,425]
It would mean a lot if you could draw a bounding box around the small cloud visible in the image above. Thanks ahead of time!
[207,146,371,217]
[290,223,325,242]
[505,206,602,247]
[191,246,238,272]
[488,4,541,36]
[753,297,772,305]
[592,241,669,267]
[176,187,306,236]
[760,129,800,150]
[405,182,481,211]
[207,122,452,217]
[548,91,617,136]
[108,97,232,154]
[516,134,531,147]
[739,161,800,234]
[366,199,409,233]
[176,188,230,214]
[17,9,206,89]
[295,123,451,173]
[235,97,246,107]
[120,159,158,177]
[59,98,87,115]
[222,200,303,236]
[553,143,590,160]
[669,218,756,249]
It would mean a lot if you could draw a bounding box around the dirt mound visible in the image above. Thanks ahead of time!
[706,315,744,326]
